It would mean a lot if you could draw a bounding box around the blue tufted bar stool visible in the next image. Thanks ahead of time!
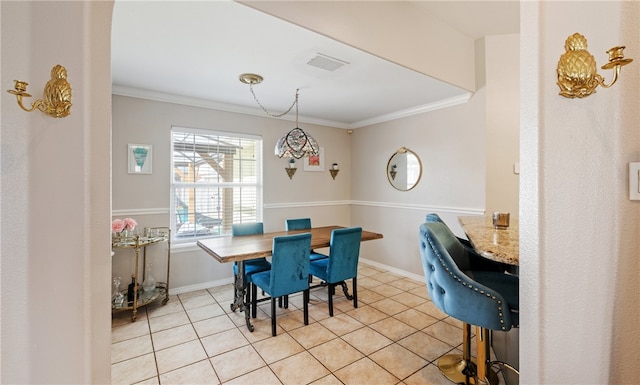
[419,221,519,385]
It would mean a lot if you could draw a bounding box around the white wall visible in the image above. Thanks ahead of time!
[1,1,113,383]
[112,95,351,291]
[521,1,640,383]
[485,34,520,217]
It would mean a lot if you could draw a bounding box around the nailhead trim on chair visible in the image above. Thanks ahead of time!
[427,237,511,331]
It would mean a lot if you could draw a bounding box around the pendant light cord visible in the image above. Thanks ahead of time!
[249,84,299,119]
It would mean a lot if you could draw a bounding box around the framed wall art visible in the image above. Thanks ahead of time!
[303,147,324,172]
[128,144,152,174]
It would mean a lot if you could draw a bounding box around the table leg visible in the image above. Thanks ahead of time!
[339,281,353,300]
[230,260,254,332]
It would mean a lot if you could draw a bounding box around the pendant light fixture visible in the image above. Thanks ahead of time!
[239,73,319,159]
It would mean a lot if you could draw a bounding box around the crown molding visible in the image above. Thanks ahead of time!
[112,86,472,131]
[112,85,350,129]
[349,93,473,128]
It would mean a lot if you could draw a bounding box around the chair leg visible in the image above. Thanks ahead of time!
[251,283,258,318]
[271,297,277,336]
[437,322,476,385]
[277,296,289,308]
[328,283,334,317]
[303,289,309,325]
[476,326,491,383]
[352,277,358,309]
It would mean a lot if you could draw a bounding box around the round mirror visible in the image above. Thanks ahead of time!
[387,147,422,191]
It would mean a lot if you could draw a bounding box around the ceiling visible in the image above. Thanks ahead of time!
[111,1,519,129]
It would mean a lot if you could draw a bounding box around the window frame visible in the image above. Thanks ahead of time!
[170,126,263,243]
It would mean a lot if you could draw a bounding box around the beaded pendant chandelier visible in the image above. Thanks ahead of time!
[239,73,319,159]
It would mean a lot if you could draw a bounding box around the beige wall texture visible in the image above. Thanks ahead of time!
[112,95,352,290]
[485,34,520,217]
[7,1,639,384]
[1,1,113,383]
[520,1,640,383]
[350,89,488,276]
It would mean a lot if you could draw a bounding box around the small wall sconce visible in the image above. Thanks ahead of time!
[557,33,633,98]
[286,158,297,180]
[6,64,72,117]
[329,163,339,180]
[389,164,397,180]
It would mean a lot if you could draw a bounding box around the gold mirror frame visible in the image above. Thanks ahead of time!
[387,147,422,191]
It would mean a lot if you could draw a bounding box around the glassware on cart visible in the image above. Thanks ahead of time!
[112,276,125,307]
[142,262,157,293]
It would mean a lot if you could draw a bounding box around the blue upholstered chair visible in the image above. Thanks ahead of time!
[285,217,311,231]
[231,223,271,317]
[285,217,328,261]
[309,227,362,316]
[250,233,312,336]
[426,213,475,250]
[419,221,519,384]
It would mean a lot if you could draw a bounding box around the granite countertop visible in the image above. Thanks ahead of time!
[458,215,519,266]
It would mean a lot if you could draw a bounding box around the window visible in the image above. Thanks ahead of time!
[171,127,262,242]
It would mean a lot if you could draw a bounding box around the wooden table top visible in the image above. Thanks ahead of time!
[197,225,383,263]
[458,216,519,266]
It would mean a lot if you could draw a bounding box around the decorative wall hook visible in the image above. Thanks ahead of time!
[557,33,632,98]
[7,64,72,117]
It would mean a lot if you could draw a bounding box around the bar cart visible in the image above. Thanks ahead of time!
[111,227,171,321]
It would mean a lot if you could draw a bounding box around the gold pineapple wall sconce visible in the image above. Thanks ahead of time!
[7,64,72,117]
[557,33,632,98]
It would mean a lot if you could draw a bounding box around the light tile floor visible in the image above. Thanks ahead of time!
[112,263,503,384]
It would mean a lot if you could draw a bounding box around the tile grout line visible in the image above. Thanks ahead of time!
[112,265,482,385]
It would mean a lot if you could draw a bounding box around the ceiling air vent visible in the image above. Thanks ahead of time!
[306,53,349,72]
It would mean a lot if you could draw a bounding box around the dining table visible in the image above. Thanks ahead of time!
[197,225,384,332]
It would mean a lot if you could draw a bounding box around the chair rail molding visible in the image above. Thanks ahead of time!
[112,208,168,216]
[350,200,485,215]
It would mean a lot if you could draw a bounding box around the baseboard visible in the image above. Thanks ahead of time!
[170,277,234,295]
[359,258,425,284]
[168,259,425,295]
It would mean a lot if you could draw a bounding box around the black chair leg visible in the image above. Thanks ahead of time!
[352,277,358,309]
[303,289,309,325]
[251,283,258,318]
[271,297,277,336]
[328,283,334,317]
